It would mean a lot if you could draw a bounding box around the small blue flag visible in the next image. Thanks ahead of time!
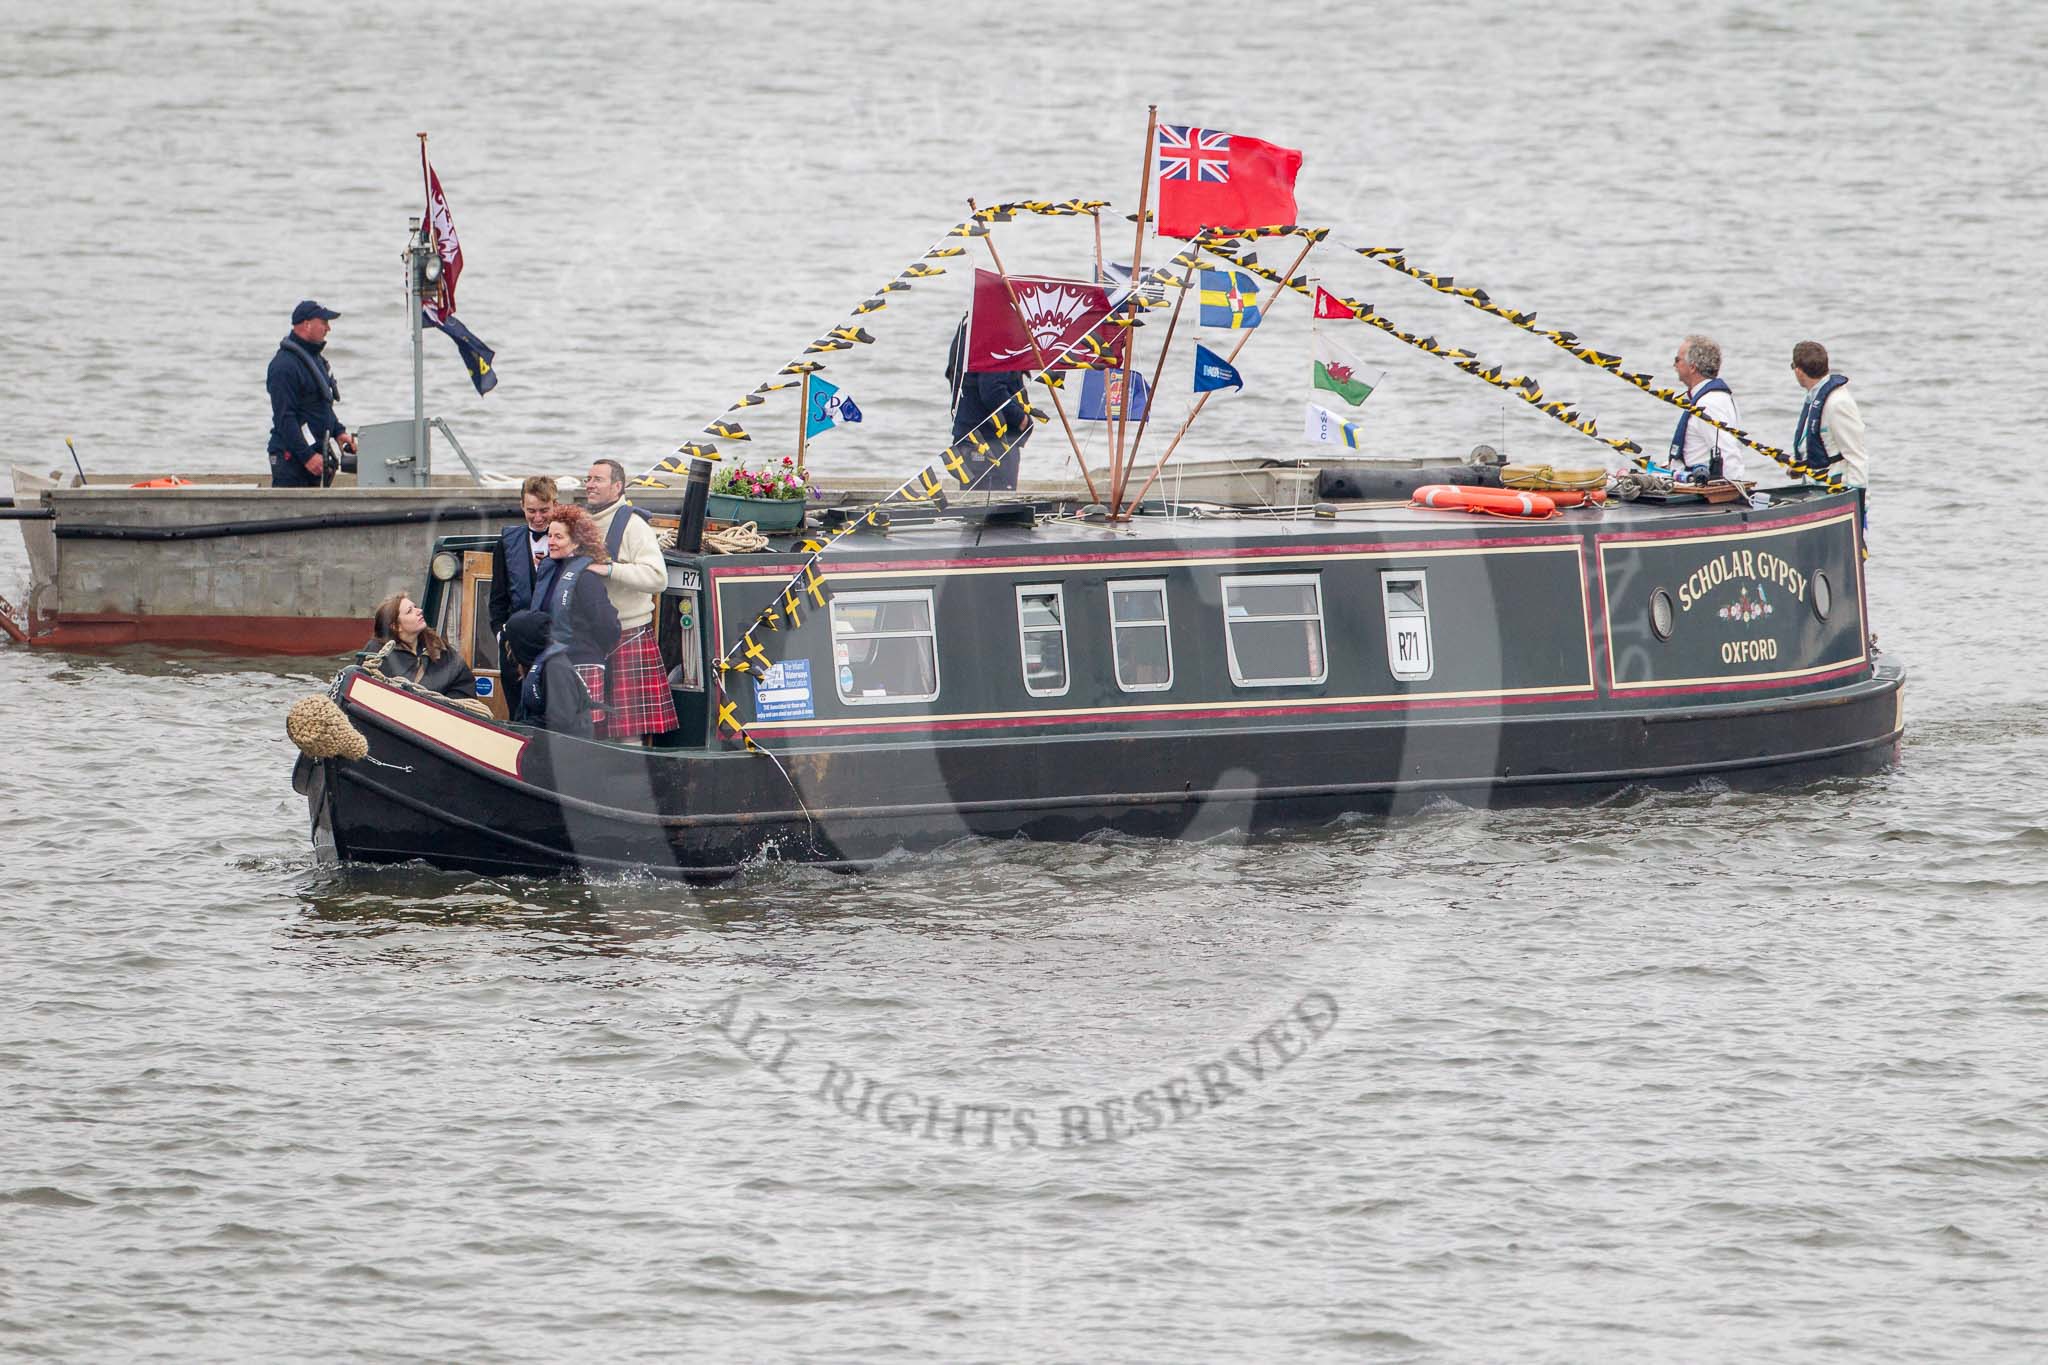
[1078,368,1151,421]
[1193,343,1243,394]
[426,311,497,396]
[805,377,862,439]
[1197,269,1261,329]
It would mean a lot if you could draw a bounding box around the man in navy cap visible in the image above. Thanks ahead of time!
[266,300,358,487]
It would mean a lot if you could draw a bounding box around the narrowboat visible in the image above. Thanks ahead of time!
[293,482,1902,880]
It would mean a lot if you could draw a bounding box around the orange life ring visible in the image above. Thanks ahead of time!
[129,476,192,488]
[1411,484,1558,517]
[1546,489,1607,508]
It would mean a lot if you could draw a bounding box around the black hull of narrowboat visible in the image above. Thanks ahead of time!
[310,664,1904,881]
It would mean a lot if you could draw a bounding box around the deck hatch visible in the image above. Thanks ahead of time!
[828,589,940,704]
[1380,571,1434,682]
[1221,574,1327,687]
[1109,579,1174,693]
[1015,584,1071,698]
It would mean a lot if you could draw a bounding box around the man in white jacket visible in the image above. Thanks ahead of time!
[1665,334,1746,483]
[583,458,676,742]
[1789,341,1868,490]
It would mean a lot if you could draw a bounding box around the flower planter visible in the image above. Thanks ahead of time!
[705,491,807,532]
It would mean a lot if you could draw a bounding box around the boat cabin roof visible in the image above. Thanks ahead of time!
[678,487,1837,568]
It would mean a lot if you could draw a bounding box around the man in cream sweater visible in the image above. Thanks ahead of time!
[583,458,677,742]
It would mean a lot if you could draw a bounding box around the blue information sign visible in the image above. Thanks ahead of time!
[754,658,815,721]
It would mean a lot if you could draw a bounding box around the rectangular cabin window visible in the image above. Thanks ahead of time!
[1016,584,1070,698]
[1221,575,1327,686]
[1381,571,1434,681]
[1109,579,1174,692]
[829,589,940,705]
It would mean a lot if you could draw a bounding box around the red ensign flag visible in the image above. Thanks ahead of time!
[1155,122,1303,239]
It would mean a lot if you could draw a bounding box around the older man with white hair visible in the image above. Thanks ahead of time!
[1664,334,1745,482]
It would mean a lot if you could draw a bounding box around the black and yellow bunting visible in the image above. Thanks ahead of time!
[636,199,1110,484]
[700,283,1129,753]
[675,209,1799,752]
[1345,244,1844,490]
[1199,232,1644,460]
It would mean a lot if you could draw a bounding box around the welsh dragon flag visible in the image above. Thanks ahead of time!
[1312,330,1375,407]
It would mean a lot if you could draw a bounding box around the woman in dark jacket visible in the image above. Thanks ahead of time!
[365,592,478,701]
[505,505,621,734]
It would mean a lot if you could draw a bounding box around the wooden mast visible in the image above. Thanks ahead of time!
[1125,235,1318,513]
[1110,106,1158,517]
[796,369,810,481]
[1114,247,1201,510]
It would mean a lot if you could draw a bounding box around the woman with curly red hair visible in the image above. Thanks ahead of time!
[502,504,621,735]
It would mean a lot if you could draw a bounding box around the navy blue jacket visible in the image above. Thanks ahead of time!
[266,336,347,487]
[529,557,621,665]
[489,523,547,635]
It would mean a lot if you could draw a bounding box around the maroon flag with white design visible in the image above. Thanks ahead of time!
[420,151,464,324]
[965,270,1127,373]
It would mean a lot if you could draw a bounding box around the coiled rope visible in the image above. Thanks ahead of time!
[703,521,772,555]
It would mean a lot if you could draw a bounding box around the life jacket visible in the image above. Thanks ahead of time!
[1792,374,1850,472]
[520,555,592,724]
[599,501,651,561]
[1667,377,1734,472]
[500,523,543,616]
[280,335,339,403]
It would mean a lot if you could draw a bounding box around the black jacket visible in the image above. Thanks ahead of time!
[530,557,621,664]
[365,637,477,701]
[505,560,621,734]
[267,336,347,487]
[489,523,549,635]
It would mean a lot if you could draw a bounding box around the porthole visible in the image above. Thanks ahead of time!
[1812,571,1833,621]
[1650,589,1675,641]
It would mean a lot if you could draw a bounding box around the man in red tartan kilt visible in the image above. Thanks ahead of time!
[582,458,678,743]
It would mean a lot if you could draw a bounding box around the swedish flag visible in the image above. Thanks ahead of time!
[1197,270,1261,329]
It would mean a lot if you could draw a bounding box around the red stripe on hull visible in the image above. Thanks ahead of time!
[749,687,1603,739]
[1610,660,1870,700]
[24,612,361,655]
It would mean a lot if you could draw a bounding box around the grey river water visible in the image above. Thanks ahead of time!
[4,1,2047,1359]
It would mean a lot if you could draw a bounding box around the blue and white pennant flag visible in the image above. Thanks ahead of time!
[804,377,863,439]
[1304,401,1365,449]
